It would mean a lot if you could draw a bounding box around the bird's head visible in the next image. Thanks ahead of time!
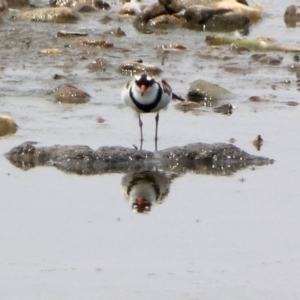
[135,74,155,96]
[132,195,152,213]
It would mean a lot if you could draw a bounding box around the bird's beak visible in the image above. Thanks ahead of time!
[140,85,147,95]
[137,195,144,205]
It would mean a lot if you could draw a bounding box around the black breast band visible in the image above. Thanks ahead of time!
[129,84,162,113]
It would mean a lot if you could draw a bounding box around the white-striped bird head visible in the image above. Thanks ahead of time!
[134,73,156,96]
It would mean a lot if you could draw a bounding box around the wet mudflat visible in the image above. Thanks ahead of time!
[1,0,300,299]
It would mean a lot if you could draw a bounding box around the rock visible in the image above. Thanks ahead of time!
[50,0,110,9]
[39,48,61,54]
[251,53,282,65]
[94,0,110,10]
[148,14,187,29]
[53,84,91,103]
[0,0,8,12]
[208,0,263,23]
[6,142,274,175]
[0,115,18,137]
[182,0,263,23]
[14,7,79,23]
[187,79,232,105]
[76,38,113,48]
[159,0,185,14]
[158,43,187,52]
[86,57,109,71]
[157,142,273,174]
[57,30,88,37]
[119,1,147,15]
[103,27,126,37]
[118,61,162,76]
[284,5,300,27]
[184,5,250,33]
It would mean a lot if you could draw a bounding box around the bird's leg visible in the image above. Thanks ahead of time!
[155,112,159,151]
[138,113,143,150]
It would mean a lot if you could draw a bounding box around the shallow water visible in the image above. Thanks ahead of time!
[1,0,300,299]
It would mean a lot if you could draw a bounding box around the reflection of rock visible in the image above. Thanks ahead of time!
[121,169,175,213]
[6,141,274,176]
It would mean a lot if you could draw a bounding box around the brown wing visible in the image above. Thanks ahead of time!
[162,78,186,101]
[161,79,172,96]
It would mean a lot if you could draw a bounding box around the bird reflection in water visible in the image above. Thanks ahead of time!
[121,169,176,213]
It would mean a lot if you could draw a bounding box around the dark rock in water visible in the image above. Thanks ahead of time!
[137,2,166,22]
[184,5,250,34]
[103,27,126,37]
[94,0,110,10]
[6,142,274,176]
[157,142,273,175]
[133,2,167,32]
[57,30,88,37]
[0,0,8,11]
[148,14,187,29]
[187,79,232,105]
[158,0,185,14]
[284,5,300,27]
[50,0,110,9]
[294,54,300,62]
[77,38,113,48]
[118,61,162,76]
[7,0,29,8]
[86,57,109,71]
[251,53,282,65]
[53,84,91,103]
[6,142,156,174]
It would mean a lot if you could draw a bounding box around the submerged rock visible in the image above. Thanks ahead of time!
[6,141,274,175]
[53,84,91,103]
[86,57,109,71]
[0,115,18,137]
[14,7,79,23]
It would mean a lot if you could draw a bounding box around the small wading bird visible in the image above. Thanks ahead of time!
[121,73,184,150]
